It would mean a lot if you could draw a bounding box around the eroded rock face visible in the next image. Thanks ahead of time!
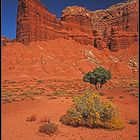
[16,0,138,51]
[62,0,138,33]
[1,36,12,46]
[62,0,138,51]
[16,0,93,46]
[108,27,138,51]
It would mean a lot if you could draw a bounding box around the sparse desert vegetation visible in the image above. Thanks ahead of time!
[128,119,137,125]
[2,0,138,139]
[26,114,37,122]
[107,96,114,100]
[2,78,138,140]
[60,90,125,130]
[39,120,58,135]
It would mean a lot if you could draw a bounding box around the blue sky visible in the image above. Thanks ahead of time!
[2,0,126,39]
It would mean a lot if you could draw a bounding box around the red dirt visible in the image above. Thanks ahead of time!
[2,38,138,80]
[2,37,139,140]
[2,87,138,140]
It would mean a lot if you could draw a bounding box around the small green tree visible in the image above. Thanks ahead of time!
[83,66,111,89]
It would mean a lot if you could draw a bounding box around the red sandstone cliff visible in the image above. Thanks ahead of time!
[2,0,138,80]
[16,0,138,52]
[61,0,138,51]
[16,0,93,46]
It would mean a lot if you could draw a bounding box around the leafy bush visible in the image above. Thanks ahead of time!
[103,117,125,130]
[39,122,58,135]
[60,90,125,130]
[83,66,111,89]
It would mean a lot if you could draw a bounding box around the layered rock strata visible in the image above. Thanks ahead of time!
[16,0,93,45]
[16,0,138,51]
[62,0,138,51]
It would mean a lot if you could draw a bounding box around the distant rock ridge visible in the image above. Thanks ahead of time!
[16,0,138,51]
[1,36,12,46]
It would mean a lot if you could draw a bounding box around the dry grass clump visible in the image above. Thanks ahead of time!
[39,121,58,135]
[37,80,44,83]
[129,81,139,88]
[128,119,137,125]
[107,96,114,100]
[119,96,124,98]
[2,89,44,104]
[98,92,105,96]
[52,90,67,97]
[26,114,37,122]
[131,93,138,98]
[47,96,58,100]
[60,90,125,130]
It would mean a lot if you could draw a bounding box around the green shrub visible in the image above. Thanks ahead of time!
[60,90,125,130]
[83,66,111,89]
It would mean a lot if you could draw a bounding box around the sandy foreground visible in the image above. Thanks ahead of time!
[2,86,138,140]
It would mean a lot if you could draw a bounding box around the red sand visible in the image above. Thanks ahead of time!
[2,88,138,140]
[2,39,138,80]
[2,38,138,140]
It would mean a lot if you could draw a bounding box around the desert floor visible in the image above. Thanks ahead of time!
[2,79,138,140]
